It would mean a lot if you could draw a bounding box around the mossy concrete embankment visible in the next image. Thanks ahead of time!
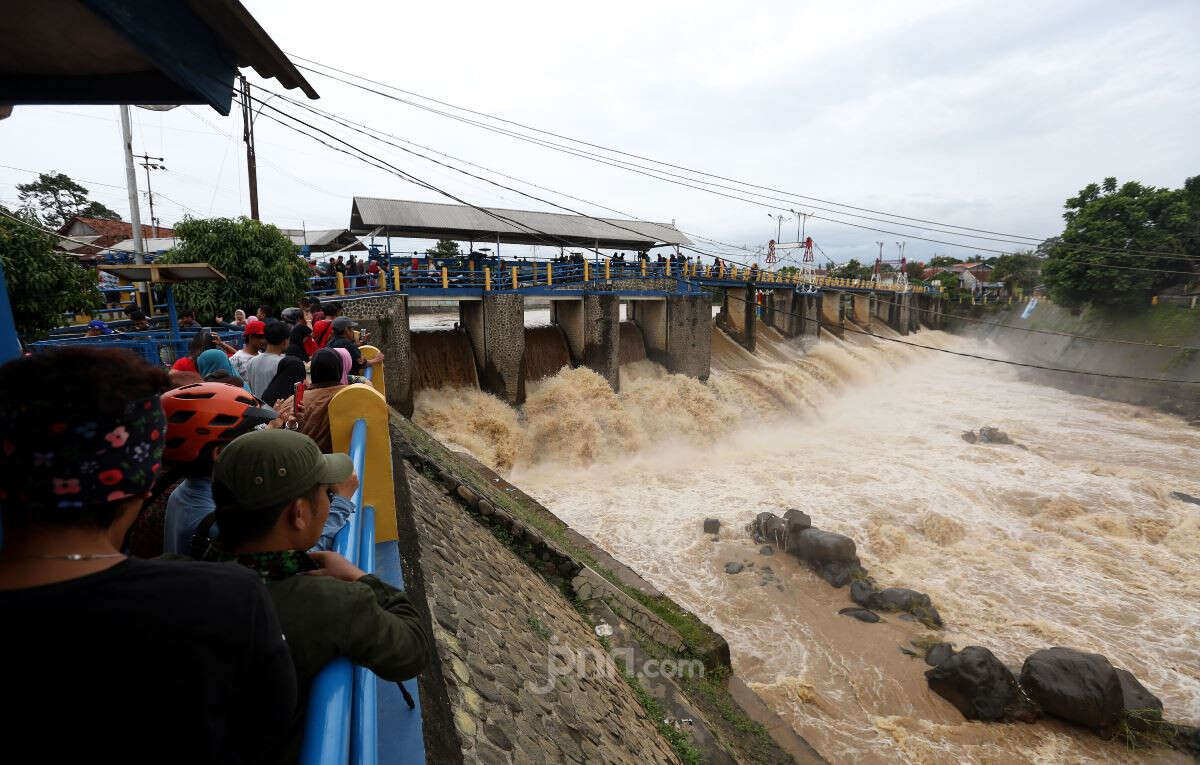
[946,300,1200,419]
[388,411,823,764]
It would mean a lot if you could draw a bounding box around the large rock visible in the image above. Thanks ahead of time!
[787,528,859,588]
[787,527,856,564]
[925,642,956,667]
[1019,647,1123,729]
[1115,668,1164,733]
[838,607,880,623]
[926,646,1034,722]
[850,579,876,607]
[702,518,720,534]
[782,508,811,534]
[978,426,1013,444]
[1116,668,1162,716]
[749,512,786,545]
[865,587,943,627]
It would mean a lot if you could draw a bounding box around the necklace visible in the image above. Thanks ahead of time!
[26,553,125,561]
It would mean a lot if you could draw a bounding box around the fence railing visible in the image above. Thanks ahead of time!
[305,259,939,297]
[28,328,245,366]
[301,373,419,765]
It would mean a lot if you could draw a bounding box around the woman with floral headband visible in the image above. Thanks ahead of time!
[0,347,297,763]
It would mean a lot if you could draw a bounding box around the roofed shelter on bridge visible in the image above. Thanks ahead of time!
[349,197,692,253]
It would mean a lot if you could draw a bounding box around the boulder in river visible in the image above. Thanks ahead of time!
[865,587,943,627]
[783,508,812,534]
[926,646,1036,722]
[759,545,774,556]
[787,528,860,588]
[838,607,880,623]
[1019,647,1123,729]
[703,518,721,534]
[1115,668,1163,732]
[925,642,956,667]
[961,430,978,444]
[978,426,1014,444]
[724,562,744,575]
[749,512,786,545]
[850,579,876,607]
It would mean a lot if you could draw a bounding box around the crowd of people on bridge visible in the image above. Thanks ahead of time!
[0,294,424,763]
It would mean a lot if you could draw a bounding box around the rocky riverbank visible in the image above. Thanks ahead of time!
[713,508,1199,759]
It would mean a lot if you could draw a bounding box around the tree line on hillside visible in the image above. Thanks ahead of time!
[1,171,1197,339]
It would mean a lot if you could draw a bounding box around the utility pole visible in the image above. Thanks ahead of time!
[134,153,165,238]
[790,209,810,242]
[118,105,148,311]
[240,75,260,220]
[876,241,885,260]
[895,241,906,260]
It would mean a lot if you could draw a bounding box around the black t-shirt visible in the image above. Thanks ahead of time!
[328,337,364,375]
[0,557,296,764]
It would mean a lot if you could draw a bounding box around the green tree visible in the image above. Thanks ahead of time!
[990,252,1041,292]
[156,217,306,321]
[424,238,461,258]
[904,260,925,281]
[1042,176,1197,310]
[830,258,873,280]
[928,255,961,268]
[0,207,103,339]
[16,171,122,229]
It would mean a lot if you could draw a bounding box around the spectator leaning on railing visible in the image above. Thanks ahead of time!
[0,348,297,763]
[207,429,430,762]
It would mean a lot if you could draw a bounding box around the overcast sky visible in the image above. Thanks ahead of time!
[3,0,1197,265]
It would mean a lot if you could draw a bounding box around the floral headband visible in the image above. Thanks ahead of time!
[0,394,166,511]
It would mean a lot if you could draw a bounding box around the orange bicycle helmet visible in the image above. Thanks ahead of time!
[161,383,278,463]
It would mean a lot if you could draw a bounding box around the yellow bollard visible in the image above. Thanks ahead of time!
[511,266,518,289]
[604,259,611,281]
[377,272,385,292]
[547,262,553,285]
[666,258,672,277]
[328,382,397,542]
[584,261,590,282]
[392,266,401,292]
[641,259,647,277]
[336,272,345,295]
[705,265,711,278]
[441,266,448,289]
[718,262,724,279]
[484,266,491,291]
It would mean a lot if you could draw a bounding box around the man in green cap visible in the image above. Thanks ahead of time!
[209,428,431,760]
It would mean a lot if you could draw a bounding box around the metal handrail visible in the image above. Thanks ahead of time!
[350,505,378,765]
[299,417,367,765]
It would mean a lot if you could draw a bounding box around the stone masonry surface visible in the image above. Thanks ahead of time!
[406,467,681,765]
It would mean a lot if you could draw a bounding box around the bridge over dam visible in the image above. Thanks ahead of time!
[325,263,945,415]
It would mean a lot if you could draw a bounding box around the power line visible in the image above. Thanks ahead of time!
[289,55,1193,261]
[245,92,1200,359]
[252,88,1197,278]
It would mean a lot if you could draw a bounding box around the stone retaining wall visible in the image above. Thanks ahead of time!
[405,461,681,764]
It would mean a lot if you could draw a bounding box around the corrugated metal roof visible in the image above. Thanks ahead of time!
[350,197,692,249]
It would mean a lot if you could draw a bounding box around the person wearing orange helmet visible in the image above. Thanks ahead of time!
[159,383,279,556]
[160,383,359,556]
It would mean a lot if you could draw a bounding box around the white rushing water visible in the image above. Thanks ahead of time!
[414,317,1200,763]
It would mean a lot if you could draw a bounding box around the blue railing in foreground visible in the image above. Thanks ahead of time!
[300,418,367,765]
[351,505,378,765]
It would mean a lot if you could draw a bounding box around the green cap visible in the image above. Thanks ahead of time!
[213,429,353,511]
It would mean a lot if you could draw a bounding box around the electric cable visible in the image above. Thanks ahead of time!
[288,55,1194,261]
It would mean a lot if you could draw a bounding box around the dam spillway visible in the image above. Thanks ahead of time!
[405,305,1200,763]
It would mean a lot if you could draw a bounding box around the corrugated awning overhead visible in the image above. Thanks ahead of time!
[0,0,316,115]
[350,197,692,250]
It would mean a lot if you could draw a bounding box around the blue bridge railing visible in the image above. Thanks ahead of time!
[300,418,368,765]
